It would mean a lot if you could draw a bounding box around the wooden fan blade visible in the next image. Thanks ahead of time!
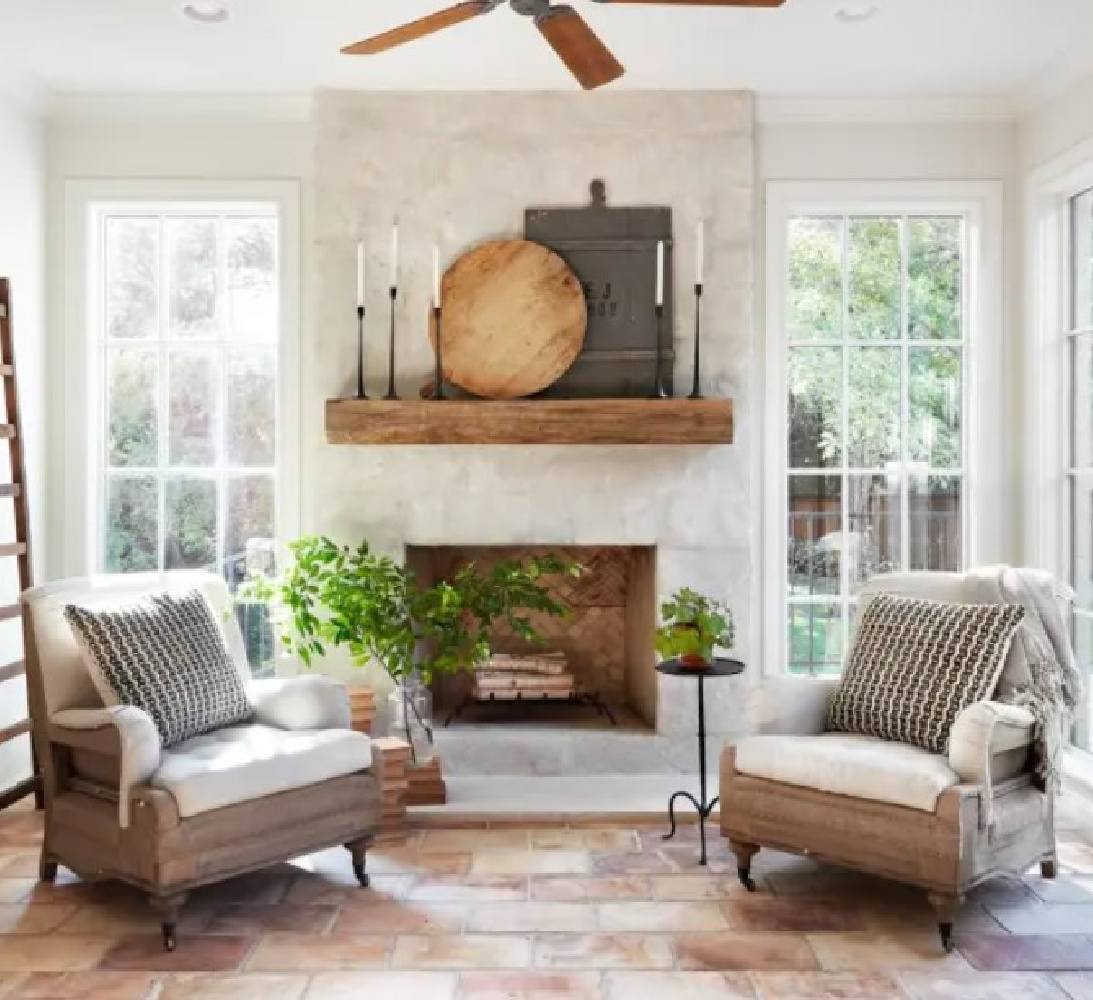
[342,2,490,55]
[536,6,625,91]
[596,0,784,6]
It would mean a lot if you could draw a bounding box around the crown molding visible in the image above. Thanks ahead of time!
[44,92,314,123]
[756,96,1019,126]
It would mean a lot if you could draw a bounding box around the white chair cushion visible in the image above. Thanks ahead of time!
[151,723,372,818]
[734,732,960,812]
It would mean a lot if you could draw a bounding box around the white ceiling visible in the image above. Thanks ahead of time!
[1,0,1091,103]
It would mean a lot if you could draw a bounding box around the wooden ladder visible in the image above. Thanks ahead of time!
[0,278,40,810]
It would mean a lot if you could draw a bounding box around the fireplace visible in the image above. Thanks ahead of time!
[406,544,657,730]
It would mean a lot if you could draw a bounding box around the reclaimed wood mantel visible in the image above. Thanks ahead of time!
[325,398,733,446]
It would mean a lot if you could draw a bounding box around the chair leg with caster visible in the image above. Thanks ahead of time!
[347,837,373,888]
[149,892,188,952]
[928,891,961,954]
[729,839,759,893]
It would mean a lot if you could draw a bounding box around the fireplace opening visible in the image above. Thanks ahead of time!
[406,545,657,732]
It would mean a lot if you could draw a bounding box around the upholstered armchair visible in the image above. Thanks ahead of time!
[721,570,1070,952]
[22,571,383,950]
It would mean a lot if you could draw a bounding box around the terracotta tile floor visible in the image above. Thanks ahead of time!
[2,809,1093,998]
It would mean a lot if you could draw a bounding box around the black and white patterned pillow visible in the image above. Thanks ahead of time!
[64,588,253,748]
[825,594,1025,755]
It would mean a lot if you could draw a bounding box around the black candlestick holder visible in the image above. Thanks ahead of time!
[690,283,704,400]
[433,305,446,400]
[385,286,399,401]
[650,304,669,399]
[355,305,368,400]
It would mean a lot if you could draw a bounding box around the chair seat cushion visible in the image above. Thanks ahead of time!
[733,732,960,812]
[151,723,373,818]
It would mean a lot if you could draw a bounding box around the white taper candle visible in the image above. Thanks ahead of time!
[356,242,365,307]
[696,221,705,285]
[390,222,399,288]
[655,240,665,307]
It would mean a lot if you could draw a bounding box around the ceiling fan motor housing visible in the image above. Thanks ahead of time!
[511,0,554,17]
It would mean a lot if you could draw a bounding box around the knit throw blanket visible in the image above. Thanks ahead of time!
[965,567,1083,793]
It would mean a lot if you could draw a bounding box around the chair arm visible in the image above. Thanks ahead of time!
[747,676,841,735]
[50,707,162,829]
[247,674,351,731]
[948,700,1037,786]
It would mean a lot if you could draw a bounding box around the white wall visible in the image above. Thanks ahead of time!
[0,90,45,794]
[1022,70,1093,172]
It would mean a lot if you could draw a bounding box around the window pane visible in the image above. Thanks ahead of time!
[105,476,158,573]
[788,347,842,468]
[848,217,900,340]
[1072,474,1093,611]
[848,347,900,468]
[105,218,158,341]
[847,474,900,592]
[909,347,962,468]
[909,218,963,340]
[226,349,276,467]
[787,218,843,341]
[227,218,277,342]
[788,476,841,598]
[107,349,158,468]
[167,217,218,339]
[164,477,217,570]
[1074,614,1093,750]
[168,350,218,467]
[910,475,962,571]
[225,475,275,578]
[787,603,843,676]
[1074,189,1093,331]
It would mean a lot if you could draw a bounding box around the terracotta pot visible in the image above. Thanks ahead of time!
[674,623,711,669]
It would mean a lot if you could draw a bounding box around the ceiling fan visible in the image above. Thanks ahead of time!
[342,0,786,91]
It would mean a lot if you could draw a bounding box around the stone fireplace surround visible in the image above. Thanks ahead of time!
[310,91,755,775]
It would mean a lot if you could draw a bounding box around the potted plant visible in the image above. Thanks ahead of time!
[240,536,577,762]
[654,587,734,669]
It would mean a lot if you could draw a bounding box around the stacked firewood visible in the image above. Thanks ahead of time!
[473,651,575,700]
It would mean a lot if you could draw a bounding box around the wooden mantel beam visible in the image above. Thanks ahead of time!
[325,398,733,446]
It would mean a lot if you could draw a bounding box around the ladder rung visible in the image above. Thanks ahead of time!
[0,659,24,684]
[0,426,14,440]
[0,719,31,746]
[0,485,20,499]
[0,366,12,378]
[0,543,26,558]
[0,604,20,623]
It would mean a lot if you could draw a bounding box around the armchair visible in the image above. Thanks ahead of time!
[721,570,1066,952]
[22,571,383,950]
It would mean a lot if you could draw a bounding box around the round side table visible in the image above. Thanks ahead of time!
[657,656,745,865]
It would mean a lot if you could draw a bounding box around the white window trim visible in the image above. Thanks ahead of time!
[762,180,1005,676]
[1024,140,1093,578]
[59,179,301,578]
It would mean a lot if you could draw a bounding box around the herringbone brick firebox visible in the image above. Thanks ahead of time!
[407,545,657,729]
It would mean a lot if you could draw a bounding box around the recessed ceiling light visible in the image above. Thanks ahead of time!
[834,2,879,23]
[182,1,229,24]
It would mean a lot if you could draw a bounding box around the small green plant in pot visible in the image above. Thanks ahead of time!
[654,587,734,669]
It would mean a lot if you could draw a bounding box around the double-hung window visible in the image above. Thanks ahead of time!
[66,184,300,673]
[765,184,1002,677]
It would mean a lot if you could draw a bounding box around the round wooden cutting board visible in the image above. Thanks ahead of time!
[431,239,586,399]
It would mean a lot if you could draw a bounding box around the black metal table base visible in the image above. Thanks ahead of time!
[663,790,719,866]
[655,658,743,867]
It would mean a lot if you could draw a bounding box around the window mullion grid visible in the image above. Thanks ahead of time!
[157,215,169,574]
[216,214,230,580]
[839,215,851,667]
[899,215,911,574]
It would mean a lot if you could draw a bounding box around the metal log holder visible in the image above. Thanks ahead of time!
[385,286,399,401]
[443,688,617,727]
[355,305,368,400]
[690,282,704,400]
